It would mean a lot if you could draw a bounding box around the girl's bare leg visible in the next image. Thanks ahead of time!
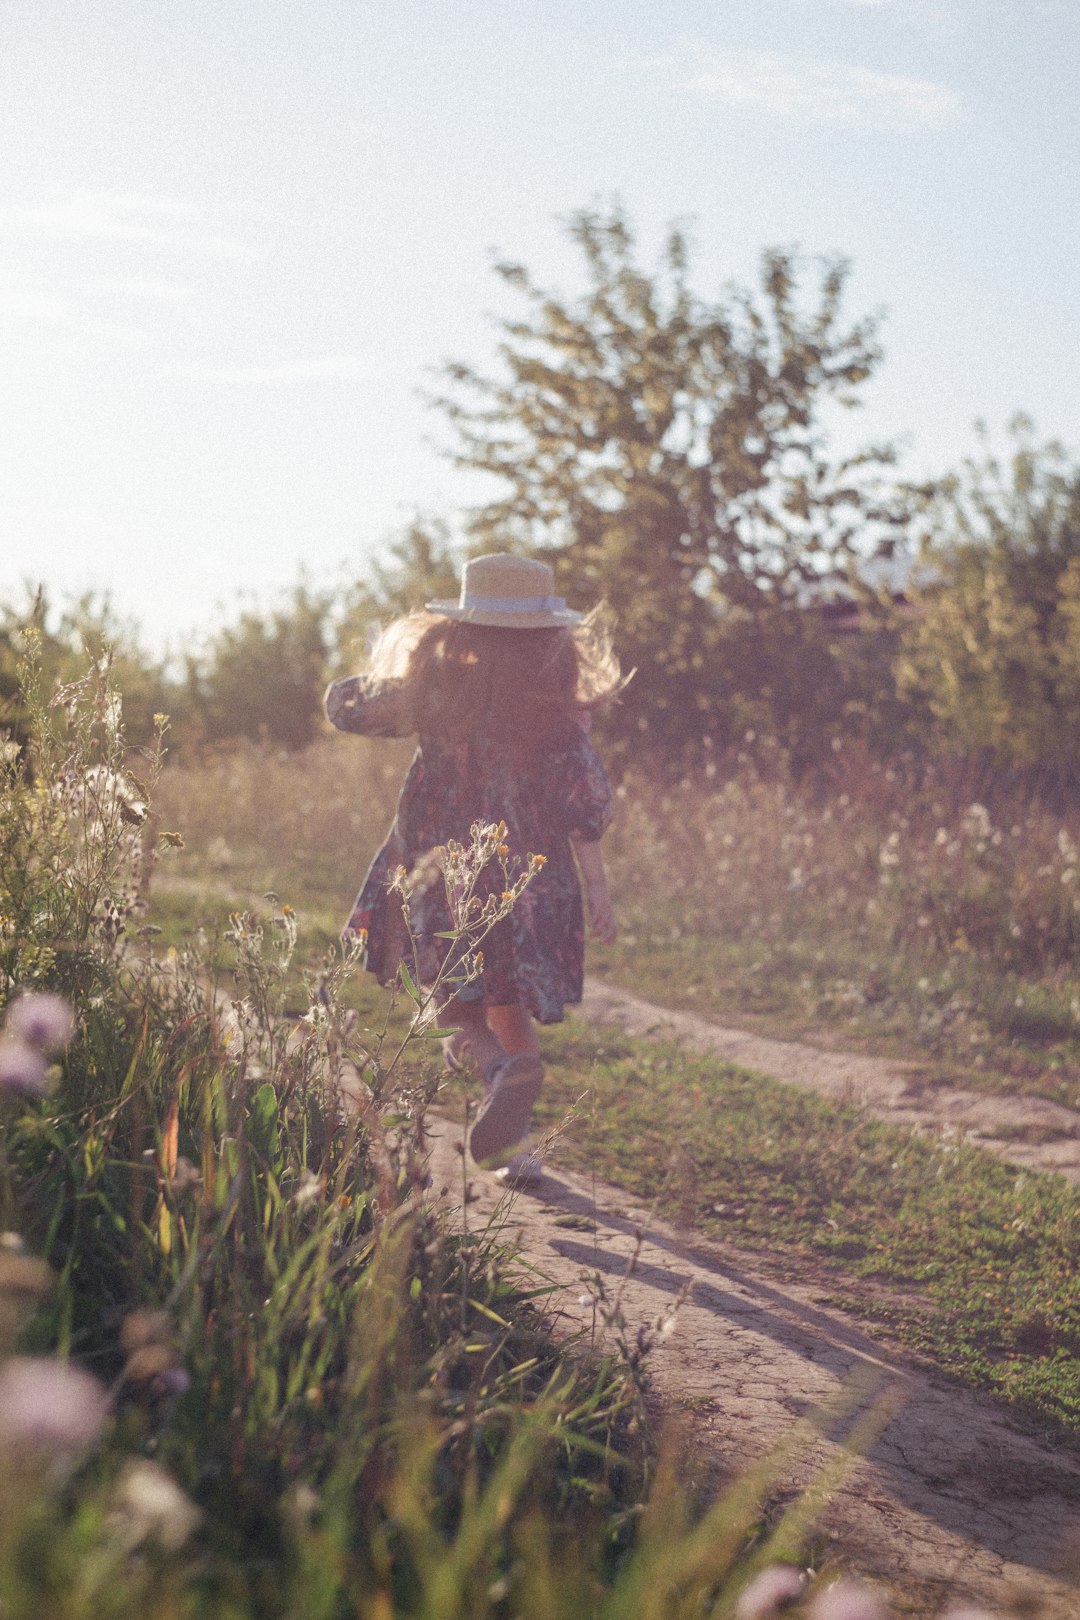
[443,997,504,1074]
[484,1003,540,1059]
[444,1000,540,1068]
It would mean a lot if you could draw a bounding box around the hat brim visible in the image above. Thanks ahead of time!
[426,599,583,629]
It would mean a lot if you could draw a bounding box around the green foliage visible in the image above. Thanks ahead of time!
[899,417,1080,793]
[0,628,168,1009]
[183,583,332,750]
[435,205,914,763]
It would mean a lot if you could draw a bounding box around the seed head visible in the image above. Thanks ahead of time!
[111,1458,203,1552]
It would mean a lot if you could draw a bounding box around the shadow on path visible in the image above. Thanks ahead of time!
[500,1165,1080,1592]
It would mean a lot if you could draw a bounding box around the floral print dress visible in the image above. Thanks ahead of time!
[325,675,614,1024]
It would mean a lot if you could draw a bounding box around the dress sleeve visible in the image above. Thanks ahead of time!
[324,676,415,738]
[558,727,614,842]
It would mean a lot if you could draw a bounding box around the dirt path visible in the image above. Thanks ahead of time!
[581,978,1080,1185]
[423,982,1080,1614]
[426,1116,1080,1618]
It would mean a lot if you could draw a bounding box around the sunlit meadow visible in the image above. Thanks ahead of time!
[1,643,1074,1617]
[148,729,1080,1436]
[153,732,1080,1109]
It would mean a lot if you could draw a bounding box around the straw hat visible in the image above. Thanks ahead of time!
[427,553,583,629]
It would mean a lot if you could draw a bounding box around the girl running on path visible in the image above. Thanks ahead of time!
[325,552,622,1181]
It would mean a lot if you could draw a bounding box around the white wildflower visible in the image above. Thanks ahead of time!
[735,1564,806,1618]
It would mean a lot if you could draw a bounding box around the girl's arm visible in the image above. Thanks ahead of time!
[571,835,617,946]
[324,675,415,738]
[559,724,617,945]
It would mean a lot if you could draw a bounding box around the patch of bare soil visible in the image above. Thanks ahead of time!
[581,979,1080,1185]
[425,1117,1080,1619]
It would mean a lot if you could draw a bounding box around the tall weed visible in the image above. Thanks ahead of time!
[0,649,647,1615]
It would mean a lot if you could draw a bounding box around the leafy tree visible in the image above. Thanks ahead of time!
[185,584,331,750]
[434,206,912,762]
[898,417,1080,794]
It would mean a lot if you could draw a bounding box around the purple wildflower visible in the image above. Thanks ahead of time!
[159,1365,192,1398]
[5,992,75,1055]
[807,1579,891,1620]
[0,1039,49,1099]
[0,1357,109,1460]
[736,1564,808,1618]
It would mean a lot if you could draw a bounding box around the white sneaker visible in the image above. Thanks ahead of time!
[493,1141,544,1187]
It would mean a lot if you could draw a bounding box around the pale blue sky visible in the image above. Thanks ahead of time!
[1,0,1076,651]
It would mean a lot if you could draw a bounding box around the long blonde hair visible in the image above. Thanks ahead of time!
[366,605,623,760]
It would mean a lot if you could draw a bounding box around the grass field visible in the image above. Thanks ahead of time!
[152,734,1080,1111]
[145,739,1080,1448]
[532,1021,1080,1439]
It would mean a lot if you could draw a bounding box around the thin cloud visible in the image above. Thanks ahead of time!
[169,354,365,384]
[0,189,256,259]
[648,43,962,131]
[99,275,196,303]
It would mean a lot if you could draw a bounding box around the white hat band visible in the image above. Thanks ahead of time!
[459,593,567,614]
